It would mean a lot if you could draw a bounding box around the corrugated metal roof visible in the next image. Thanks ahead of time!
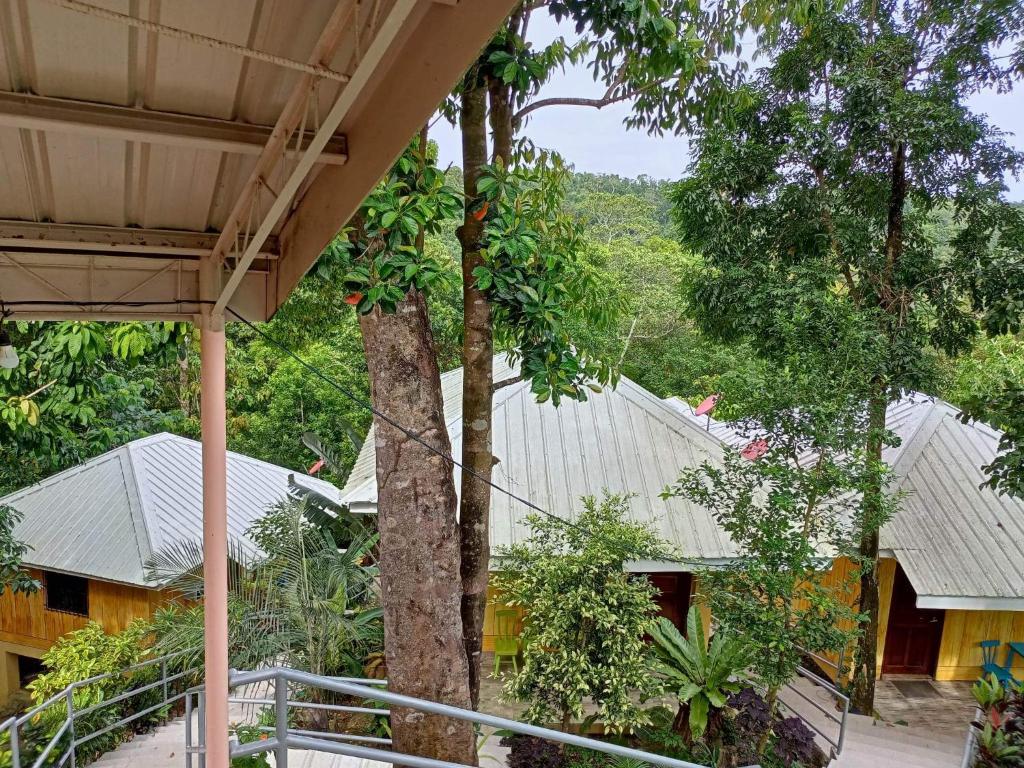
[341,356,737,562]
[668,394,1024,607]
[1,433,341,588]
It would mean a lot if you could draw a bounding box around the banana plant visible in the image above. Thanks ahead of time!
[649,606,749,744]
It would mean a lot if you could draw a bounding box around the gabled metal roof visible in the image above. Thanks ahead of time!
[341,356,738,563]
[1,432,341,587]
[669,394,1024,609]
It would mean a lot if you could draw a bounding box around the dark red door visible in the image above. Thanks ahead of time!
[648,573,693,631]
[882,565,945,676]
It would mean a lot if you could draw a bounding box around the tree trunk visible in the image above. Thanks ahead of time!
[457,76,493,711]
[758,687,779,755]
[358,291,477,764]
[851,387,887,714]
[852,141,906,715]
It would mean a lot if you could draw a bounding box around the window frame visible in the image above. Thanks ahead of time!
[43,570,90,617]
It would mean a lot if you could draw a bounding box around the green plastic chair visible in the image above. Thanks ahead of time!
[493,608,521,675]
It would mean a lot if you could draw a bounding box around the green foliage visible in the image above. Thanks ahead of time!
[0,320,182,495]
[149,499,382,689]
[970,675,1024,768]
[329,140,461,315]
[473,153,619,404]
[479,0,784,136]
[649,608,748,743]
[663,388,871,709]
[494,493,667,733]
[0,504,39,596]
[231,724,271,768]
[1,620,165,767]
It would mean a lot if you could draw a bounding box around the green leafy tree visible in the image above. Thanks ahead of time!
[326,134,478,763]
[495,493,666,733]
[649,608,749,747]
[0,321,183,495]
[451,0,793,705]
[0,504,39,596]
[672,0,1024,711]
[664,381,873,752]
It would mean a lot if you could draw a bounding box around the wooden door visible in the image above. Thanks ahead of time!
[882,565,945,676]
[648,573,693,631]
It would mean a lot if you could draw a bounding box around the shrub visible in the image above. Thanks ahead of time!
[772,716,819,768]
[495,494,668,733]
[501,734,565,768]
[649,607,748,745]
[727,688,771,743]
[971,675,1024,768]
[0,620,162,768]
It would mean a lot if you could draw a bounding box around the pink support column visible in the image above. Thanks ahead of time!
[200,310,229,768]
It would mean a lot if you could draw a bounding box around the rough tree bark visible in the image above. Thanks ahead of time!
[359,290,477,763]
[851,141,907,715]
[457,74,493,711]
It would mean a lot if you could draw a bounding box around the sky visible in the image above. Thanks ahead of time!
[431,15,1024,200]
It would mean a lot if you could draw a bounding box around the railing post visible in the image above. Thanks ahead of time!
[185,692,194,768]
[161,658,169,717]
[65,687,77,768]
[198,690,207,768]
[8,720,20,768]
[275,672,289,768]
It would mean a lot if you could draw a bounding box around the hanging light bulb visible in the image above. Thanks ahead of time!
[0,310,18,369]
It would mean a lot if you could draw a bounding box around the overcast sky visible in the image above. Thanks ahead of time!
[431,16,1024,200]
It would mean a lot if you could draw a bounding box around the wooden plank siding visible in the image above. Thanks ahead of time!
[0,568,163,652]
[936,609,1024,681]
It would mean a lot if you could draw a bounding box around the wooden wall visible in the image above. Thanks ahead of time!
[0,569,163,652]
[936,610,1024,681]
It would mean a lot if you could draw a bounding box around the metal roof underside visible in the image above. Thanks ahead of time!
[341,356,739,563]
[0,432,342,587]
[670,395,1024,608]
[0,0,518,321]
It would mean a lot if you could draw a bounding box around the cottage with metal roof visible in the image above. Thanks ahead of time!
[345,361,1024,682]
[0,433,340,699]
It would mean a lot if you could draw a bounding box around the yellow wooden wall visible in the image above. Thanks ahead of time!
[936,610,1024,681]
[0,569,163,652]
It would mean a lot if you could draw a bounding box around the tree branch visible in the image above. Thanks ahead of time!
[492,375,523,393]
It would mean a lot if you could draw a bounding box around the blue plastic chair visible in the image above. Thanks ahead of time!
[980,640,1015,683]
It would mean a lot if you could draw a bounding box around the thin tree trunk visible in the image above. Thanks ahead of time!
[851,387,887,714]
[359,291,477,764]
[851,141,907,715]
[457,75,493,711]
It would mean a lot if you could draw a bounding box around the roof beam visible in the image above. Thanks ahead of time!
[0,219,278,257]
[0,91,349,164]
[274,0,520,308]
[208,0,357,316]
[214,0,424,316]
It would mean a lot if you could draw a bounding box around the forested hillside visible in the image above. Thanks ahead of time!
[1,170,1020,496]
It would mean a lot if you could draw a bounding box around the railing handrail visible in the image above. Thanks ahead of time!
[209,666,738,768]
[1,649,198,768]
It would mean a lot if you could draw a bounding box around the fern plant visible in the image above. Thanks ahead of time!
[648,607,749,745]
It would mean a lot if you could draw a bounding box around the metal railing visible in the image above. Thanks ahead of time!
[778,663,851,759]
[184,666,742,768]
[0,650,194,768]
